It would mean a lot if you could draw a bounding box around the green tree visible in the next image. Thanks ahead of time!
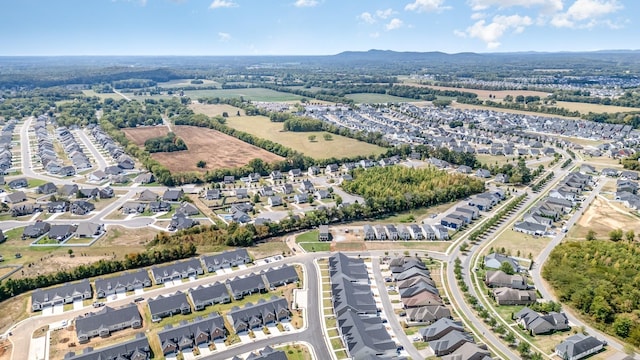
[323,133,333,141]
[613,316,633,338]
[196,160,207,168]
[625,230,635,243]
[586,230,597,241]
[609,229,623,242]
[517,341,530,356]
[504,331,516,344]
[308,135,316,142]
[500,261,515,275]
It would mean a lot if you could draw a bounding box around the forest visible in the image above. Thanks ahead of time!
[144,132,188,153]
[542,240,640,345]
[342,166,485,212]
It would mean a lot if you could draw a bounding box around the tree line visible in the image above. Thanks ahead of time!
[0,244,196,304]
[144,132,188,153]
[543,240,640,346]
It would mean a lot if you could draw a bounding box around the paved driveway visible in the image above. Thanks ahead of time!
[73,299,83,311]
[52,304,64,314]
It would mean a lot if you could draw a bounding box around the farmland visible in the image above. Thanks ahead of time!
[222,114,387,159]
[125,88,304,102]
[122,125,283,172]
[399,80,551,101]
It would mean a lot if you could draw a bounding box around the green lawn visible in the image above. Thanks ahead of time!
[296,231,319,243]
[223,115,387,159]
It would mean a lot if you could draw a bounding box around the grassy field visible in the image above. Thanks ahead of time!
[157,79,221,88]
[397,79,551,101]
[122,125,283,172]
[452,102,579,120]
[189,103,250,118]
[126,88,304,102]
[554,100,640,114]
[345,93,420,104]
[280,343,312,360]
[82,89,125,101]
[295,231,331,252]
[476,154,519,167]
[224,115,387,159]
[485,229,552,261]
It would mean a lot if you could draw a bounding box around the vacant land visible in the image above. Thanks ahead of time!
[224,115,387,159]
[81,89,125,101]
[121,126,168,146]
[158,79,221,88]
[486,228,551,261]
[569,196,640,240]
[554,100,640,114]
[189,103,247,118]
[476,154,519,167]
[399,81,551,101]
[122,125,283,172]
[127,88,304,102]
[345,93,420,104]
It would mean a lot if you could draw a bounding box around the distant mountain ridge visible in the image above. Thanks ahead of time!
[333,49,484,61]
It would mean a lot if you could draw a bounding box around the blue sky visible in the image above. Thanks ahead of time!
[1,0,637,55]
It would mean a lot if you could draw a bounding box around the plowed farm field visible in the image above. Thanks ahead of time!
[122,125,283,172]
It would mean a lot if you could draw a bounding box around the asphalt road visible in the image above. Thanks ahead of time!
[372,260,423,360]
[529,177,633,355]
[7,253,332,360]
[73,128,109,171]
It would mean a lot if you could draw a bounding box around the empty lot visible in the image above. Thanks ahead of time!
[122,125,283,172]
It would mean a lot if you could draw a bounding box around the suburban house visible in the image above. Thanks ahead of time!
[267,196,283,207]
[151,259,204,284]
[22,221,51,239]
[430,330,474,356]
[201,249,252,272]
[122,202,147,214]
[432,224,449,240]
[70,200,95,215]
[328,252,369,283]
[260,186,274,197]
[149,201,171,213]
[98,186,114,199]
[419,318,464,341]
[75,304,142,343]
[263,265,299,288]
[484,253,522,273]
[162,189,184,202]
[318,224,330,241]
[94,269,152,298]
[31,279,92,311]
[336,309,398,359]
[87,170,107,182]
[227,273,267,300]
[300,180,315,193]
[137,189,158,202]
[168,213,199,231]
[293,193,308,204]
[36,182,58,195]
[515,307,569,335]
[204,189,220,200]
[513,221,547,236]
[281,183,293,195]
[78,188,99,199]
[555,334,605,360]
[5,191,26,204]
[48,224,77,242]
[176,202,199,216]
[189,282,231,311]
[476,169,491,178]
[492,287,537,305]
[407,305,451,324]
[157,314,227,355]
[495,173,509,183]
[58,184,79,197]
[243,347,287,360]
[226,296,290,333]
[235,188,248,199]
[11,203,41,217]
[440,342,492,360]
[75,222,104,238]
[484,270,529,289]
[8,177,28,189]
[134,172,155,184]
[223,175,235,184]
[148,291,192,322]
[269,170,283,181]
[63,334,151,360]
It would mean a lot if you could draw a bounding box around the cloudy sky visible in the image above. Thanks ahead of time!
[1,0,636,55]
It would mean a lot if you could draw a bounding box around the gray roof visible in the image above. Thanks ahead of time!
[94,270,151,295]
[228,273,266,296]
[337,309,397,360]
[75,222,103,237]
[48,224,77,240]
[227,296,290,330]
[151,258,203,281]
[263,265,299,287]
[189,282,230,305]
[202,248,251,269]
[158,313,226,348]
[331,273,377,316]
[419,318,464,340]
[148,291,191,317]
[245,346,287,360]
[430,330,473,356]
[63,334,150,360]
[32,279,92,305]
[555,334,604,358]
[329,253,369,282]
[75,304,141,338]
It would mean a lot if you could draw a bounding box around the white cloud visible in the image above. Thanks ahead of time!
[358,12,376,24]
[469,0,563,13]
[471,12,486,20]
[376,8,395,19]
[385,18,404,31]
[551,0,622,28]
[404,0,449,13]
[370,32,380,38]
[218,32,231,42]
[294,0,318,7]
[209,0,238,9]
[464,14,533,48]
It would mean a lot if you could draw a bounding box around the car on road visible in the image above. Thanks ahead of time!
[133,297,145,303]
[92,302,105,308]
[412,336,421,341]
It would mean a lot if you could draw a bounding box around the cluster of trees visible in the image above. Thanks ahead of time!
[542,240,640,345]
[582,112,640,127]
[282,117,324,132]
[55,97,101,127]
[144,132,187,153]
[0,244,196,303]
[0,88,84,119]
[550,90,640,108]
[101,98,166,128]
[622,152,640,171]
[485,158,534,184]
[468,194,527,242]
[343,166,485,213]
[531,172,554,192]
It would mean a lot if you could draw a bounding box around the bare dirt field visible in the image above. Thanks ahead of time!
[122,125,283,172]
[569,196,640,240]
[189,103,246,118]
